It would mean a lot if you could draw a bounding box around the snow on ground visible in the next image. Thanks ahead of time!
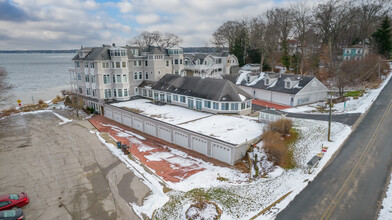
[378,173,392,220]
[284,71,392,114]
[112,99,263,145]
[52,112,73,125]
[179,115,264,145]
[111,99,211,125]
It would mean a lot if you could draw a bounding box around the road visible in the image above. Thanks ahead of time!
[276,78,392,219]
[252,105,361,126]
[0,110,150,219]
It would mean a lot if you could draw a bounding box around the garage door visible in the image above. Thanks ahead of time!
[174,131,188,148]
[158,126,171,143]
[212,143,231,164]
[145,122,156,137]
[123,115,132,127]
[133,118,143,131]
[192,136,208,155]
[113,111,122,123]
[104,108,113,119]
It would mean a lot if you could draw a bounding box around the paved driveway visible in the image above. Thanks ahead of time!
[0,111,150,219]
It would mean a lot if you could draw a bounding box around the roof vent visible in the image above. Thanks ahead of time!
[112,43,116,46]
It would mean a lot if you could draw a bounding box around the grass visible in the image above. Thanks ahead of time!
[344,90,365,98]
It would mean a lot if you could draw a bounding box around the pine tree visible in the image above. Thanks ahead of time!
[372,16,392,58]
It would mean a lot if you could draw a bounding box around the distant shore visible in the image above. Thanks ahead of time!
[0,50,78,54]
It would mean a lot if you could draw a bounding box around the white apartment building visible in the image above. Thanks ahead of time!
[68,44,185,113]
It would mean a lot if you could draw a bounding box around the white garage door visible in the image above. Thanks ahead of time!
[174,131,188,148]
[123,115,132,127]
[145,122,156,137]
[212,143,231,164]
[255,89,270,101]
[158,126,171,143]
[104,108,113,119]
[133,118,143,131]
[113,111,122,123]
[272,92,290,106]
[192,136,208,155]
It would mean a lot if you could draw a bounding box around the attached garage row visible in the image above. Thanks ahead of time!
[105,108,113,119]
[145,121,157,137]
[191,136,208,155]
[123,115,132,127]
[173,131,188,148]
[212,143,231,164]
[113,111,122,123]
[133,118,143,131]
[158,126,172,143]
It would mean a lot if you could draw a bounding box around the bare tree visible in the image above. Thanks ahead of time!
[0,67,12,105]
[128,31,183,48]
[212,20,245,50]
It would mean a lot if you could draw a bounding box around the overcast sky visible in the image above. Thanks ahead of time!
[0,0,297,50]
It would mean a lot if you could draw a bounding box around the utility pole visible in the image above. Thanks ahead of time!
[378,56,381,80]
[328,89,332,142]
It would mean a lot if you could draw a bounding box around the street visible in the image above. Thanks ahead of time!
[0,111,150,219]
[276,77,392,219]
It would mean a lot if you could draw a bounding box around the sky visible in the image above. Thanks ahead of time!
[0,0,298,50]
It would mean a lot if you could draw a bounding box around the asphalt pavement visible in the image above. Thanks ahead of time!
[276,78,392,219]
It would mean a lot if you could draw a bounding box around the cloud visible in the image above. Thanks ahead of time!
[118,0,133,13]
[135,14,160,25]
[0,0,30,22]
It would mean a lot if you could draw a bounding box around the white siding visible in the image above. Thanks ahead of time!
[191,136,208,155]
[123,115,132,127]
[133,118,143,131]
[271,92,291,106]
[158,126,171,143]
[145,122,156,137]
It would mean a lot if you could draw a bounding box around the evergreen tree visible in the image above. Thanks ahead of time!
[229,30,247,67]
[372,16,392,58]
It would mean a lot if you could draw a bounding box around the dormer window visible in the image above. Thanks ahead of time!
[285,81,291,89]
[265,78,270,85]
[110,49,126,57]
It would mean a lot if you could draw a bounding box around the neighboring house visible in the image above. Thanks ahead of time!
[68,44,185,113]
[342,45,369,61]
[237,71,328,107]
[138,74,253,115]
[184,52,238,77]
[241,64,260,72]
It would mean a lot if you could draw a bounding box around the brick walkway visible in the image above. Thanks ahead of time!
[88,115,230,183]
[252,99,291,110]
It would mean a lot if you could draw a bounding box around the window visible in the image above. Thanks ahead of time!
[116,75,122,83]
[122,62,126,68]
[108,89,111,98]
[166,94,171,103]
[357,49,362,54]
[145,72,149,79]
[138,60,142,66]
[86,88,91,95]
[241,102,246,110]
[221,103,229,110]
[246,101,251,108]
[345,49,350,54]
[91,63,95,68]
[122,74,127,83]
[175,59,178,65]
[84,63,88,68]
[196,99,202,110]
[188,98,194,108]
[204,100,211,108]
[76,62,80,68]
[103,75,110,84]
[139,72,142,80]
[145,60,148,66]
[134,72,138,80]
[113,89,117,97]
[92,89,96,97]
[180,96,186,103]
[134,60,142,67]
[148,90,153,98]
[180,59,183,65]
[166,60,169,67]
[124,89,128,97]
[115,62,120,68]
[231,103,238,110]
[111,62,114,68]
[142,89,147,96]
[160,93,165,102]
[265,79,269,85]
[78,87,82,94]
[213,102,219,110]
[173,95,178,101]
[104,89,108,99]
[112,75,116,83]
[0,201,10,207]
[85,75,90,82]
[158,71,161,75]
[175,70,179,75]
[91,75,95,83]
[154,92,159,100]
[77,73,81,81]
[286,81,290,88]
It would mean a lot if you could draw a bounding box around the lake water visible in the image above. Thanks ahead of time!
[0,53,75,109]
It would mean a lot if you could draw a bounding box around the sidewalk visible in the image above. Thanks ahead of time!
[252,99,291,110]
[88,115,230,183]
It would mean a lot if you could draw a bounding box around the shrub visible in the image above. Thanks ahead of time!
[268,118,293,136]
[38,99,44,105]
[263,138,290,167]
[64,96,72,106]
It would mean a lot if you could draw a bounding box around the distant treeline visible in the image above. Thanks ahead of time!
[182,47,228,53]
[0,50,78,54]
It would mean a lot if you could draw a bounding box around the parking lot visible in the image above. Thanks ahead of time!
[0,111,150,219]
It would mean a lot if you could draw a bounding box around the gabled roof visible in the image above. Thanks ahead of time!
[72,47,111,61]
[238,72,316,95]
[139,74,253,102]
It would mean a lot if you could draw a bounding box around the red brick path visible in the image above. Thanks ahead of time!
[89,115,230,183]
[252,99,291,110]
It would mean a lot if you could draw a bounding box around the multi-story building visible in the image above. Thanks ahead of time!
[183,52,239,78]
[342,45,369,61]
[68,44,185,113]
